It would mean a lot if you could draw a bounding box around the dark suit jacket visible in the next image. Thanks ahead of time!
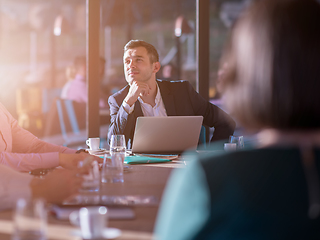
[108,80,236,148]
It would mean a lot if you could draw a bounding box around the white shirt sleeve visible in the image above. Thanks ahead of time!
[122,101,135,114]
[0,165,33,211]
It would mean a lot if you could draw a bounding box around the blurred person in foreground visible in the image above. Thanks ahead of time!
[61,56,109,109]
[155,0,320,239]
[0,102,99,172]
[108,40,236,148]
[0,164,84,210]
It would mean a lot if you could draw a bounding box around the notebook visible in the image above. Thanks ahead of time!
[131,116,203,154]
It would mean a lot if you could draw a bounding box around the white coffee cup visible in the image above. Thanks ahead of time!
[86,138,100,150]
[69,206,107,239]
[224,143,237,151]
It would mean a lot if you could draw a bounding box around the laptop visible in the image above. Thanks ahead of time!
[131,116,203,154]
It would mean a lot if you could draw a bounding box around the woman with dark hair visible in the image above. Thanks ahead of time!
[155,0,320,239]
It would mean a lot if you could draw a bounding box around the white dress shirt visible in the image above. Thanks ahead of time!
[0,164,32,211]
[123,83,167,117]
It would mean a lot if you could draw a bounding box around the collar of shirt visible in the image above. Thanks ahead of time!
[138,83,167,117]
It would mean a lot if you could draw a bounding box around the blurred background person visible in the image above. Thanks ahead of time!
[61,56,109,109]
[60,65,76,99]
[155,0,320,239]
[159,63,178,81]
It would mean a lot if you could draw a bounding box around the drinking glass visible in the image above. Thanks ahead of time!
[110,134,131,171]
[110,135,126,153]
[78,160,100,192]
[12,198,47,240]
[229,135,245,150]
[101,153,124,183]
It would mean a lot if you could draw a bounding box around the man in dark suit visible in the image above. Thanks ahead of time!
[108,40,235,148]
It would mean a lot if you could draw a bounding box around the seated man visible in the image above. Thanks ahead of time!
[61,56,109,109]
[0,102,96,172]
[108,40,236,148]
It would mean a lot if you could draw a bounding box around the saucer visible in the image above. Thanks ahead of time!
[71,227,121,239]
[88,149,108,155]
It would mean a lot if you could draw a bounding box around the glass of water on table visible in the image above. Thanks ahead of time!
[101,135,126,183]
[229,135,245,150]
[110,134,131,169]
[110,135,126,153]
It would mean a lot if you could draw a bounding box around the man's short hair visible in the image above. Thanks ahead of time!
[124,40,159,63]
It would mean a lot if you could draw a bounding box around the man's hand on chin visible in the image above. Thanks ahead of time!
[125,81,151,106]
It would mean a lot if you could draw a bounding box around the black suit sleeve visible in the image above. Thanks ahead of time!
[185,82,236,141]
[107,94,136,148]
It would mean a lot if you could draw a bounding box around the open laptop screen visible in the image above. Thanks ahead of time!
[131,116,203,154]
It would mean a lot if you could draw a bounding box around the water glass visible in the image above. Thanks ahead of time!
[101,153,124,183]
[229,135,244,150]
[79,160,100,192]
[110,135,126,153]
[12,198,47,240]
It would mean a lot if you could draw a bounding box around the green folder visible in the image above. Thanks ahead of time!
[124,156,172,164]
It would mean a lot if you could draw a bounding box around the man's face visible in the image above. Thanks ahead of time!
[123,46,159,85]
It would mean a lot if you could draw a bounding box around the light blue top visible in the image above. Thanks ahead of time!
[154,146,320,240]
[154,157,210,240]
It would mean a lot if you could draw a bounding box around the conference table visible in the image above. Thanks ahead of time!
[0,160,186,240]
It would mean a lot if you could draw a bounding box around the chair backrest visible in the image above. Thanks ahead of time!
[42,88,62,114]
[56,99,86,137]
[56,99,77,136]
[54,99,87,147]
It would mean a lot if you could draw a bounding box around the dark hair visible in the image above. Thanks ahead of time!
[124,40,159,63]
[222,0,320,130]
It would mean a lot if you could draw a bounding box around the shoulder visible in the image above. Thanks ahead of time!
[108,85,129,104]
[0,102,12,119]
[198,148,257,166]
[70,78,85,87]
[157,79,190,87]
[157,79,193,93]
[0,102,8,112]
[197,147,292,181]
